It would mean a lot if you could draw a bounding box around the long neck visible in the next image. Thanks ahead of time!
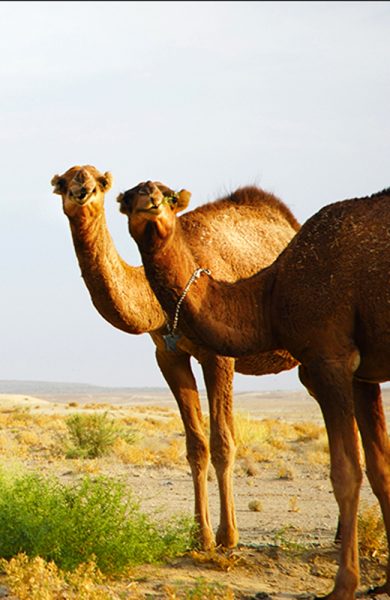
[142,223,276,356]
[67,207,165,334]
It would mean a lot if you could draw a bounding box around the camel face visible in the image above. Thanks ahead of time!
[117,181,191,246]
[118,181,169,216]
[51,165,113,216]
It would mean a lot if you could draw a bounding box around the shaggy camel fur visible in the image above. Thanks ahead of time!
[51,166,299,550]
[120,181,390,600]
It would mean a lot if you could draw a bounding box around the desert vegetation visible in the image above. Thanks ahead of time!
[0,395,387,598]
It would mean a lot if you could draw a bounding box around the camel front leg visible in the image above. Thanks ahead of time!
[155,347,214,550]
[300,363,363,600]
[201,354,238,548]
[353,380,390,595]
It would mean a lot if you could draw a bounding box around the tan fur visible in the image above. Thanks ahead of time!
[53,167,299,550]
[124,182,390,598]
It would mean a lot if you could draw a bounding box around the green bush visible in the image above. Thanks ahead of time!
[65,412,136,459]
[0,471,195,574]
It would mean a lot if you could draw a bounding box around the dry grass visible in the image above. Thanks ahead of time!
[248,499,263,512]
[0,405,330,473]
[276,462,295,480]
[1,554,116,600]
[189,548,242,572]
[358,501,387,559]
[164,578,235,600]
[288,496,300,513]
[292,421,323,441]
[234,413,329,477]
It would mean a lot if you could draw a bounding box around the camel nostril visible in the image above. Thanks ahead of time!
[79,189,87,200]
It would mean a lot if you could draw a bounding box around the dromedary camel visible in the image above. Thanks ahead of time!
[119,180,390,599]
[51,165,299,550]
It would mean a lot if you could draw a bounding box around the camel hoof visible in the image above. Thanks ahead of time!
[198,537,215,551]
[215,528,239,549]
[195,529,215,551]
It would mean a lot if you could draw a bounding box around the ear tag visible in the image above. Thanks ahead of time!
[163,331,181,352]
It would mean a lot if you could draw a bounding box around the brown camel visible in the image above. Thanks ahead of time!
[51,165,299,550]
[119,181,390,599]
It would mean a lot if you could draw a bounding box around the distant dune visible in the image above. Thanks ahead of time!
[0,379,168,397]
[1,381,389,423]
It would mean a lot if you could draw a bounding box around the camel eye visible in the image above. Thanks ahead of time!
[69,191,74,197]
[93,187,97,194]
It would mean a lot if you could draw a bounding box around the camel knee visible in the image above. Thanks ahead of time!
[210,432,236,471]
[365,463,390,501]
[331,460,363,502]
[186,435,210,473]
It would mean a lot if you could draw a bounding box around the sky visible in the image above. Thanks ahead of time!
[0,1,389,393]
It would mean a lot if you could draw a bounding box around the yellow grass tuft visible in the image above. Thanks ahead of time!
[1,554,111,600]
[276,462,295,480]
[288,496,300,513]
[17,430,41,446]
[112,439,155,465]
[234,412,271,447]
[293,421,324,441]
[248,499,263,512]
[358,501,386,559]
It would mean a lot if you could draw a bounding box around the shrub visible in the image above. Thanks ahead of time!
[65,412,136,459]
[0,471,195,574]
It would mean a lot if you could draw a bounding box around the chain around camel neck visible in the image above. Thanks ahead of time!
[169,267,211,337]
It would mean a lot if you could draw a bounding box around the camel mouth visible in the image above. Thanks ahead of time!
[136,204,164,215]
[68,185,96,206]
[71,194,92,206]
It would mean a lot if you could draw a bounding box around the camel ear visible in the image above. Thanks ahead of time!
[117,191,130,214]
[175,189,191,212]
[97,171,113,192]
[51,174,67,195]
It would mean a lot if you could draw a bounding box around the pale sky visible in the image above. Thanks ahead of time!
[0,1,389,392]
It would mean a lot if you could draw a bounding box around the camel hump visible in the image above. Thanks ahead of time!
[192,185,300,232]
[229,186,300,231]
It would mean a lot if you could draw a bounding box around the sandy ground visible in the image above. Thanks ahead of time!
[1,388,390,599]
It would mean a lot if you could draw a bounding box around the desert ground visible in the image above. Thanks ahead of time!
[0,384,390,599]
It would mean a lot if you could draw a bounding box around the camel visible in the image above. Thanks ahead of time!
[119,180,390,599]
[51,165,299,551]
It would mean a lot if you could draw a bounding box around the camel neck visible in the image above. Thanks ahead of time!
[67,208,165,334]
[141,223,275,357]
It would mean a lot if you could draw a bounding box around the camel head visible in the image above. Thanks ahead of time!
[51,165,113,217]
[117,181,191,249]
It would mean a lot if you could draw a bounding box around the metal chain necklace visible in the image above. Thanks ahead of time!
[163,267,211,351]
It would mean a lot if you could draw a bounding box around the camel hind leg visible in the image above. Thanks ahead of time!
[155,348,214,550]
[201,354,239,548]
[299,365,342,545]
[353,380,390,595]
[299,360,363,600]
